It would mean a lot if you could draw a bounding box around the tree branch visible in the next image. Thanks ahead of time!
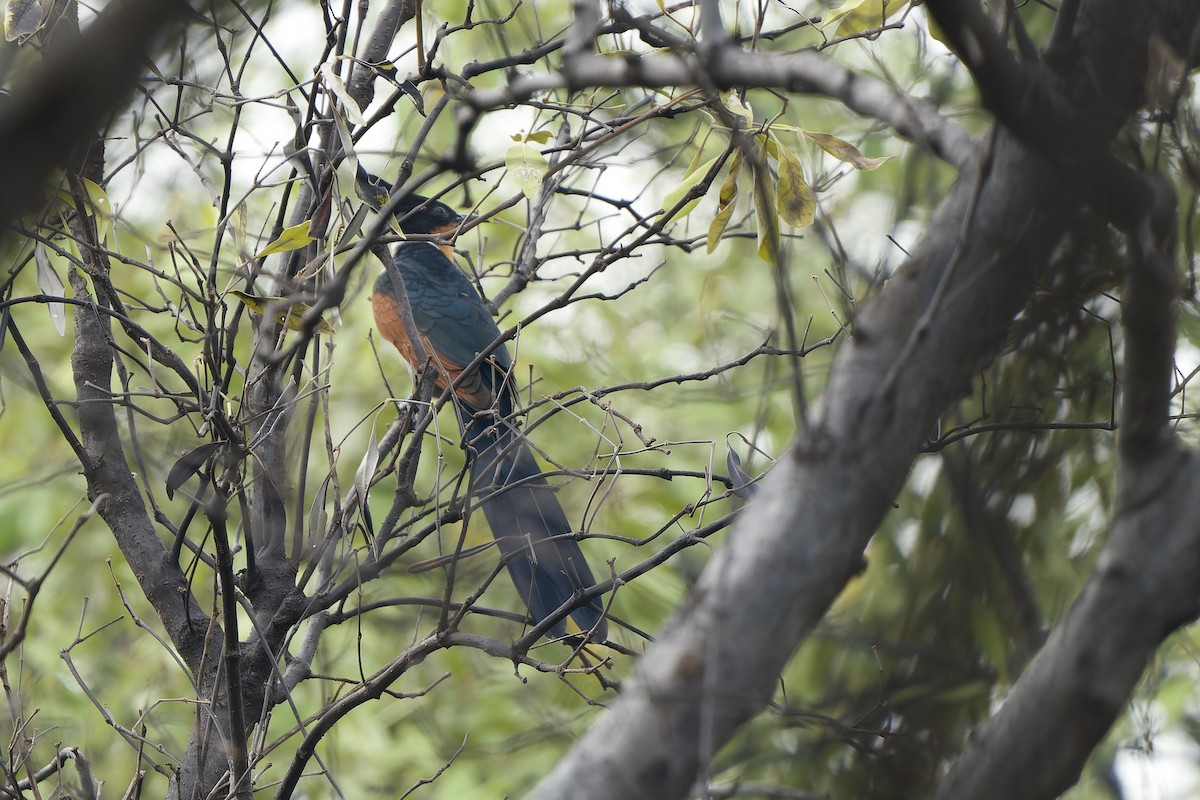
[464,48,976,168]
[529,127,1073,800]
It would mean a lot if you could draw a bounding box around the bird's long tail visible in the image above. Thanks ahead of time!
[462,411,608,641]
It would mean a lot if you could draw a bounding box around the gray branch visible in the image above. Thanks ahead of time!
[465,48,977,168]
[529,1,1200,797]
[529,120,1073,800]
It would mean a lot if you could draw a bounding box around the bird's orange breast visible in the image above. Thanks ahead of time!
[371,288,497,410]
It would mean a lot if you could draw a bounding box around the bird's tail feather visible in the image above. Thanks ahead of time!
[462,411,608,641]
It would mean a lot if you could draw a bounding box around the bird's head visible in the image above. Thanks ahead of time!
[354,165,465,235]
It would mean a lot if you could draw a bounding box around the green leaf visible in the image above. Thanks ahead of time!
[256,221,316,258]
[321,58,365,126]
[229,290,335,335]
[662,155,720,223]
[822,0,907,35]
[971,599,1009,683]
[354,428,380,508]
[84,179,112,240]
[775,145,816,228]
[57,179,112,240]
[511,130,553,144]
[803,130,891,170]
[706,152,743,253]
[505,143,548,200]
[680,144,708,181]
[307,475,331,552]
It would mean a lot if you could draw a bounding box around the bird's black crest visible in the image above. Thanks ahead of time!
[354,165,463,234]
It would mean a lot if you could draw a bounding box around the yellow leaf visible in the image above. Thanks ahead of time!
[720,90,754,125]
[925,8,950,45]
[823,0,907,36]
[719,151,743,208]
[680,143,708,181]
[505,143,548,199]
[229,290,335,335]
[775,146,816,228]
[256,221,316,258]
[754,170,779,264]
[663,155,720,223]
[706,152,742,253]
[803,130,891,170]
[524,130,553,144]
[706,195,738,254]
[761,132,779,159]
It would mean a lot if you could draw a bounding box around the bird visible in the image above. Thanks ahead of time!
[356,166,608,642]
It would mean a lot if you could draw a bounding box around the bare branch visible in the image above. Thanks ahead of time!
[465,48,976,168]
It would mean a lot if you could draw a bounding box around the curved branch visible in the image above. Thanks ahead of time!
[530,128,1071,800]
[530,3,1199,797]
[465,48,977,169]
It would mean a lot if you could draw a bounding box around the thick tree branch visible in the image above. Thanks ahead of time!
[464,48,976,169]
[934,91,1188,800]
[1118,176,1179,466]
[924,0,1194,231]
[68,268,218,670]
[530,2,1200,797]
[530,130,1072,800]
[29,3,241,796]
[924,0,1084,153]
[933,449,1200,799]
[346,0,416,106]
